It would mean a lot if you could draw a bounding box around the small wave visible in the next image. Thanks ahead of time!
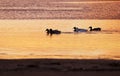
[61,31,120,35]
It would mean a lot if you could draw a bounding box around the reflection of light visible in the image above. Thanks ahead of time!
[0,20,120,32]
[89,50,105,56]
[0,7,84,10]
[53,1,120,4]
[0,20,120,60]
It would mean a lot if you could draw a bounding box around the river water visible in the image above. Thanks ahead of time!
[0,20,120,59]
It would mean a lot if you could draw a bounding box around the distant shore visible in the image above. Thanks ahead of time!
[0,59,120,76]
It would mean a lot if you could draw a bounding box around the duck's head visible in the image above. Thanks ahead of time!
[46,29,49,32]
[89,26,92,28]
[73,27,77,29]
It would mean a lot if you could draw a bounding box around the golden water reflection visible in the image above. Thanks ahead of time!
[0,20,120,59]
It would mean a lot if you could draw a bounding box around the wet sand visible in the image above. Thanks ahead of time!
[0,59,120,76]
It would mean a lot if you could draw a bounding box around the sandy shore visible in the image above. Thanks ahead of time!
[0,59,120,76]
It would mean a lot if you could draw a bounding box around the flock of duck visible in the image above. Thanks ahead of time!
[46,26,101,35]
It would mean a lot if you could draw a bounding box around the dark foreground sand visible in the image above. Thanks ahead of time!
[0,59,120,76]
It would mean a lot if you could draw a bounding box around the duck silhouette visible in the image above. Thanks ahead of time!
[89,26,101,31]
[73,27,87,32]
[46,29,61,35]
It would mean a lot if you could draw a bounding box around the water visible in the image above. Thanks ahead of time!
[0,0,119,19]
[0,20,120,60]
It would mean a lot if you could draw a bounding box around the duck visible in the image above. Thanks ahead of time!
[89,26,101,31]
[46,29,61,35]
[73,27,88,32]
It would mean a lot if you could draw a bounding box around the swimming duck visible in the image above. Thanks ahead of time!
[73,27,88,32]
[46,29,61,35]
[89,26,101,31]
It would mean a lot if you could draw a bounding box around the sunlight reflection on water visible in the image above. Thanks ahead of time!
[0,20,120,60]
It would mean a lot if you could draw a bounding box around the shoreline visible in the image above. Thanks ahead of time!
[0,59,120,76]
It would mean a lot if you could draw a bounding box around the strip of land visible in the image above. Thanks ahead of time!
[0,59,120,76]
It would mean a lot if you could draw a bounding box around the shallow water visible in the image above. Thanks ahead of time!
[0,20,120,60]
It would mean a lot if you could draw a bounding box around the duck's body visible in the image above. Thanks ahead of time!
[89,26,101,31]
[51,29,61,34]
[46,29,61,35]
[73,27,87,32]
